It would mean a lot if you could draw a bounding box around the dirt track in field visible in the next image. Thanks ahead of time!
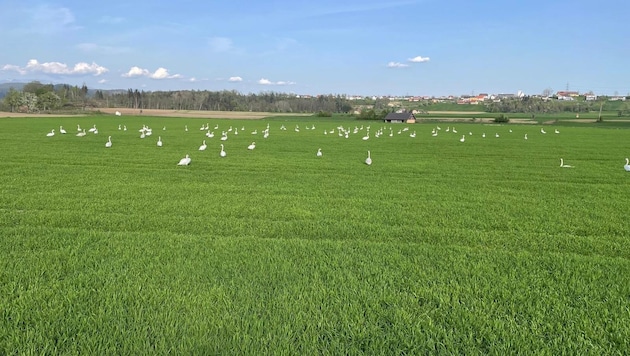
[97,108,310,119]
[1,108,311,119]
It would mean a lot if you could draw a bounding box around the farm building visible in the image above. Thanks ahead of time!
[384,112,416,123]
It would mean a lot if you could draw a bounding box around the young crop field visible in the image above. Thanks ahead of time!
[1,115,629,354]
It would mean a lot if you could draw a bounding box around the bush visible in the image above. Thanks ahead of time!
[494,114,510,123]
[315,110,332,117]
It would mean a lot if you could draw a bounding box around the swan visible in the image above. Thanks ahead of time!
[624,158,630,172]
[220,134,228,141]
[199,140,207,151]
[214,124,219,130]
[220,144,227,157]
[185,125,188,132]
[118,124,121,130]
[177,154,191,166]
[157,136,163,147]
[105,136,112,148]
[317,148,322,157]
[234,128,239,135]
[140,132,145,139]
[88,125,97,133]
[59,126,66,134]
[482,133,486,138]
[76,129,86,137]
[163,126,166,131]
[247,142,256,150]
[362,132,370,140]
[495,133,499,138]
[555,129,560,134]
[524,134,528,140]
[365,151,372,166]
[541,128,547,134]
[46,129,55,137]
[252,129,258,135]
[77,124,82,132]
[560,158,573,168]
[431,131,438,137]
[93,128,99,134]
[123,125,127,131]
[459,135,465,143]
[410,131,416,138]
[452,128,458,133]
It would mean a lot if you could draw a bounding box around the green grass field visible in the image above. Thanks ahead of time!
[1,115,629,354]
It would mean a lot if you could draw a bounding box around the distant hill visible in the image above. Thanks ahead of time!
[0,82,26,98]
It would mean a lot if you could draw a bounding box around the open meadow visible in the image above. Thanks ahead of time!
[1,114,629,354]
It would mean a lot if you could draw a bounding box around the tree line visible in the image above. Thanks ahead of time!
[0,81,354,114]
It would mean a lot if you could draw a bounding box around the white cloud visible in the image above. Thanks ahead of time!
[387,61,409,68]
[122,66,149,77]
[408,56,430,63]
[228,76,243,82]
[2,59,108,76]
[122,66,182,79]
[98,79,108,84]
[208,37,233,52]
[258,78,295,85]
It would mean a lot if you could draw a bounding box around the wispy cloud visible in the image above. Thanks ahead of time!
[387,61,409,68]
[409,56,430,63]
[98,15,124,24]
[228,76,243,82]
[208,36,234,52]
[122,66,182,79]
[30,4,80,33]
[299,1,420,18]
[2,59,108,76]
[258,78,295,85]
[76,43,131,55]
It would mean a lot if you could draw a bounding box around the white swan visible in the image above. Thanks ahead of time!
[482,133,486,138]
[495,133,499,138]
[46,129,55,137]
[247,142,256,150]
[199,140,207,151]
[365,151,372,166]
[524,134,528,140]
[624,158,630,172]
[59,126,66,134]
[560,158,573,168]
[177,154,191,166]
[220,144,227,157]
[317,148,322,157]
[555,129,560,134]
[105,136,112,148]
[541,128,547,134]
[157,136,163,147]
[185,125,188,132]
[123,125,127,131]
[118,124,122,130]
[459,135,465,143]
[362,132,370,140]
[77,124,82,132]
[76,129,86,137]
[88,125,97,133]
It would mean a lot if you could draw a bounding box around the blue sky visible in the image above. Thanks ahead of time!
[0,0,628,96]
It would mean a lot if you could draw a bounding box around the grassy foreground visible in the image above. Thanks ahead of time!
[1,115,629,354]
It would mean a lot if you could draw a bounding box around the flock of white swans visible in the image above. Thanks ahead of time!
[45,120,629,171]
